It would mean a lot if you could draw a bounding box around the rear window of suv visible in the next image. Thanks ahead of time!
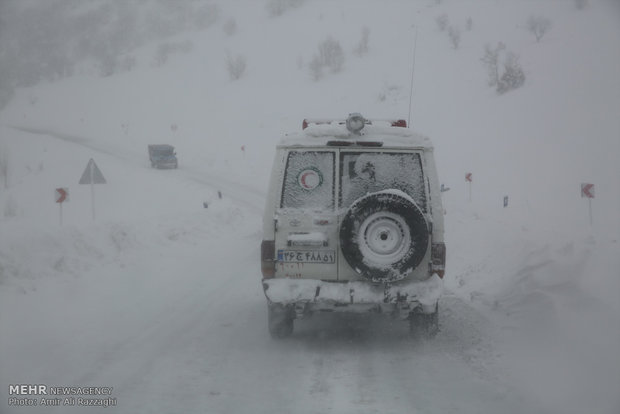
[280,150,426,212]
[340,152,426,211]
[281,151,335,209]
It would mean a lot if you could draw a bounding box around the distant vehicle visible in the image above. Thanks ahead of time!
[261,113,446,338]
[148,144,178,169]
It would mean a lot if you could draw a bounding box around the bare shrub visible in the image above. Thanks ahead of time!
[353,26,371,57]
[575,0,589,10]
[222,18,237,36]
[0,0,220,104]
[154,40,193,67]
[480,42,505,87]
[448,26,461,49]
[377,84,402,103]
[192,4,220,29]
[0,145,8,188]
[266,0,287,16]
[117,55,136,73]
[308,37,345,79]
[99,54,117,77]
[226,53,247,80]
[527,15,551,42]
[308,55,323,81]
[317,37,344,72]
[497,53,525,94]
[0,83,14,111]
[481,43,525,94]
[436,14,449,31]
[4,196,17,217]
[266,0,304,17]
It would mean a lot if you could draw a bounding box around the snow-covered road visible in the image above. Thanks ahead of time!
[1,213,530,414]
[0,125,526,413]
[1,126,618,414]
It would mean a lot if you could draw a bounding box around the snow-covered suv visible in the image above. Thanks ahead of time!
[261,113,446,338]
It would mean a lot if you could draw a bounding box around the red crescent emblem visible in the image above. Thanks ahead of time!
[298,168,322,190]
[300,171,312,188]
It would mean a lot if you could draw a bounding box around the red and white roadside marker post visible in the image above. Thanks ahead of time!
[465,172,472,201]
[581,183,595,226]
[55,187,69,225]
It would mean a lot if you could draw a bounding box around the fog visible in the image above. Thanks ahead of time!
[1,1,619,413]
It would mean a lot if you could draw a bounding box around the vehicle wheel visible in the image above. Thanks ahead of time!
[409,302,439,338]
[268,304,294,338]
[339,191,429,281]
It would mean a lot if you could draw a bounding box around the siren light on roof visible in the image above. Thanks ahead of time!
[346,113,366,135]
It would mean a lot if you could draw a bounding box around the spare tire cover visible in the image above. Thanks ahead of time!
[339,190,429,281]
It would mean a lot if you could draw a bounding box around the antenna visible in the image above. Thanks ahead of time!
[407,26,418,127]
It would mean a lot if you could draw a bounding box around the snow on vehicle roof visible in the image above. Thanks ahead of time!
[148,144,174,149]
[278,123,433,149]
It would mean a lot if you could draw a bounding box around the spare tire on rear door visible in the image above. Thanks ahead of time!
[339,190,429,281]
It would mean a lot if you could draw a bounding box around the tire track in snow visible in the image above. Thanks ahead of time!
[250,296,537,414]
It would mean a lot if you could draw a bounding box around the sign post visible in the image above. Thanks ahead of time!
[55,187,69,225]
[581,183,595,226]
[79,158,106,220]
[465,172,472,201]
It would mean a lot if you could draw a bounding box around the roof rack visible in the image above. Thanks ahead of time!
[302,118,407,130]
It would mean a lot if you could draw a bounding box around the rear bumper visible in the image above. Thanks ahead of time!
[262,274,443,318]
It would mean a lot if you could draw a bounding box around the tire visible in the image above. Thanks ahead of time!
[339,191,429,281]
[268,304,294,338]
[409,302,439,338]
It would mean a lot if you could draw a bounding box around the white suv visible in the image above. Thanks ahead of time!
[261,113,446,338]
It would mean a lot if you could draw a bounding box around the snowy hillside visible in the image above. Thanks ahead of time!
[1,1,619,414]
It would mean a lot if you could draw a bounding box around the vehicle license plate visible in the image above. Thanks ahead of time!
[278,250,335,263]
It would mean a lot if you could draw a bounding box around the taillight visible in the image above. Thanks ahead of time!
[431,242,446,278]
[261,240,275,278]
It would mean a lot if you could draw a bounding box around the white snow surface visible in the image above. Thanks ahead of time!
[1,1,619,414]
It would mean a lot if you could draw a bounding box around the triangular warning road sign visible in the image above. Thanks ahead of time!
[79,158,106,184]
